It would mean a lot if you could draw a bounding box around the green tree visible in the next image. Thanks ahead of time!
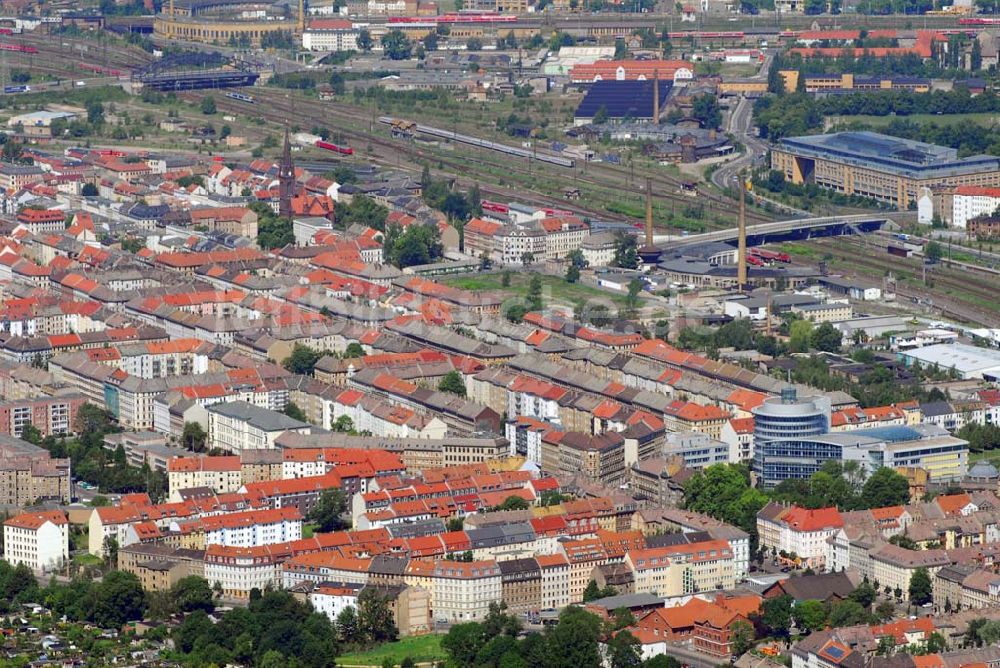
[358,29,373,51]
[926,241,943,263]
[607,630,642,668]
[527,274,544,312]
[358,587,398,643]
[730,620,756,656]
[344,342,366,358]
[442,623,486,666]
[283,401,307,422]
[849,580,877,609]
[385,223,443,268]
[861,467,911,509]
[909,567,933,605]
[382,29,413,60]
[337,605,362,644]
[438,370,467,397]
[810,322,843,353]
[612,232,640,269]
[81,182,98,197]
[171,576,215,614]
[332,415,355,433]
[760,594,793,637]
[624,278,644,316]
[181,421,207,452]
[683,463,768,539]
[566,263,581,283]
[89,571,146,628]
[829,600,867,627]
[547,607,602,668]
[875,600,896,622]
[877,635,896,656]
[789,319,814,353]
[793,599,827,633]
[496,495,530,511]
[19,423,41,445]
[977,620,1000,646]
[282,343,325,376]
[308,488,347,532]
[965,617,989,647]
[200,96,216,115]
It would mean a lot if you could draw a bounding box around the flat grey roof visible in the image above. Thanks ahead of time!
[779,131,1000,179]
[206,400,309,432]
[900,343,1000,374]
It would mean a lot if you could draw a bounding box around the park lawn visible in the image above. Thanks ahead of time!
[442,273,639,309]
[969,450,1000,467]
[73,553,102,567]
[336,634,446,667]
[831,113,1000,128]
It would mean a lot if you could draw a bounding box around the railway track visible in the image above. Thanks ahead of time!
[810,237,998,325]
[203,86,770,228]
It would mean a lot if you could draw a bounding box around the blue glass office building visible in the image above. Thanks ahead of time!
[753,388,832,488]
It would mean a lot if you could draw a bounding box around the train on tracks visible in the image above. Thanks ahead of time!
[78,63,124,77]
[381,117,576,168]
[749,247,791,263]
[225,91,255,103]
[316,140,353,155]
[0,43,37,54]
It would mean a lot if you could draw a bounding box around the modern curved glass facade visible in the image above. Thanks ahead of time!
[752,389,832,488]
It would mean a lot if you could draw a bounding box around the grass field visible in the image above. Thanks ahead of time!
[831,113,1000,128]
[969,450,1000,466]
[336,635,445,667]
[73,553,102,567]
[442,272,638,309]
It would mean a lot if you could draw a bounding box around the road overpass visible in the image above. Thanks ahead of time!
[658,214,894,250]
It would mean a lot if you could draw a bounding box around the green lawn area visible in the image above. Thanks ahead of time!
[303,523,317,539]
[336,634,446,667]
[73,553,102,567]
[442,272,640,309]
[969,450,1000,466]
[832,113,1000,128]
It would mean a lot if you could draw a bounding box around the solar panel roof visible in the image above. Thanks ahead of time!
[575,80,672,120]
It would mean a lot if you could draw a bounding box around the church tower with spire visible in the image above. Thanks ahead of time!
[278,128,295,219]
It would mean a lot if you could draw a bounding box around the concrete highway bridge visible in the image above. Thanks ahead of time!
[658,214,895,250]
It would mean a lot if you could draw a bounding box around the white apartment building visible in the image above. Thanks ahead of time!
[870,543,950,601]
[431,560,502,622]
[757,503,843,571]
[950,186,1000,229]
[191,507,303,548]
[117,340,211,379]
[309,584,361,622]
[302,19,360,51]
[204,544,285,599]
[167,455,243,502]
[537,553,571,609]
[3,510,68,572]
[495,226,547,266]
[580,232,617,268]
[540,216,590,261]
[626,539,737,597]
[207,400,311,454]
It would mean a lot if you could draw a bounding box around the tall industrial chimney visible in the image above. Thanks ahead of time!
[297,0,305,33]
[639,177,662,265]
[737,172,747,292]
[653,71,660,124]
[645,177,654,248]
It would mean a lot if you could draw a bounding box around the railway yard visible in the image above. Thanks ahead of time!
[0,7,994,331]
